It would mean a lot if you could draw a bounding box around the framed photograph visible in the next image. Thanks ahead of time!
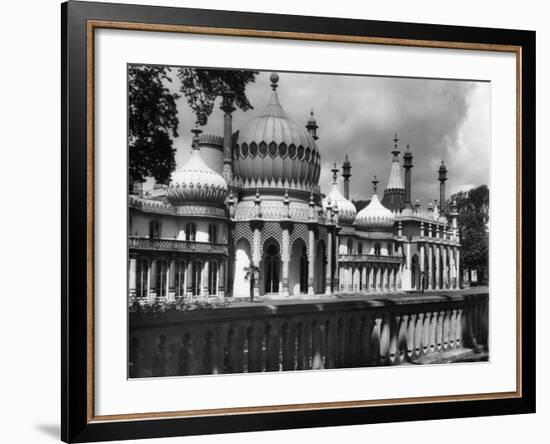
[61,1,535,442]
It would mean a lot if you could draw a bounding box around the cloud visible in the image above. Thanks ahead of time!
[164,69,490,205]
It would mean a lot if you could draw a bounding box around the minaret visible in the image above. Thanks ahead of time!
[220,89,236,183]
[382,134,406,211]
[342,155,351,199]
[403,143,413,208]
[438,160,448,214]
[331,162,339,185]
[306,109,319,141]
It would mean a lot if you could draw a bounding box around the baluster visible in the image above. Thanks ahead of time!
[379,314,391,365]
[325,318,336,369]
[455,308,463,349]
[443,309,451,350]
[389,313,399,365]
[397,314,409,363]
[422,312,431,355]
[414,313,424,358]
[429,311,437,353]
[406,313,416,360]
[370,316,382,365]
[311,320,323,369]
[348,316,360,367]
[296,322,305,370]
[449,309,457,349]
[231,325,244,373]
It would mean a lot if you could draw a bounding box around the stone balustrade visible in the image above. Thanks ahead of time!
[129,237,228,255]
[129,292,488,378]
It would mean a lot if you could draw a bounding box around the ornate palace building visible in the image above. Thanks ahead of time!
[128,73,461,304]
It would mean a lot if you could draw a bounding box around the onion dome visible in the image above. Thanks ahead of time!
[233,73,321,192]
[355,193,395,231]
[321,163,356,225]
[166,129,228,207]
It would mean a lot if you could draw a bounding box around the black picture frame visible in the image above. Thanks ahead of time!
[61,1,536,442]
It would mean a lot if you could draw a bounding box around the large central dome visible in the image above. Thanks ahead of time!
[233,73,321,192]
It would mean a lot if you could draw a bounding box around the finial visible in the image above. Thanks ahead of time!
[191,123,202,149]
[391,133,400,158]
[309,192,314,205]
[372,175,379,194]
[255,188,261,200]
[331,162,339,184]
[270,72,279,90]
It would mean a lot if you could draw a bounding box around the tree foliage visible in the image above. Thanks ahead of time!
[129,65,180,184]
[449,185,489,282]
[129,66,258,184]
[177,68,258,126]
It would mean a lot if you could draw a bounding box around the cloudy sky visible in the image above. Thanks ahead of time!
[161,69,490,204]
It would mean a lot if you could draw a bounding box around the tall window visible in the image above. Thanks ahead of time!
[155,260,168,298]
[185,223,196,241]
[264,244,280,294]
[208,261,218,295]
[299,246,308,294]
[374,242,381,255]
[175,261,186,298]
[208,224,217,243]
[358,242,363,255]
[136,259,148,298]
[347,239,353,254]
[149,220,160,239]
[191,261,201,296]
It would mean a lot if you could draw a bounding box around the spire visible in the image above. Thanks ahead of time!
[403,143,414,208]
[438,160,448,213]
[342,154,351,199]
[191,124,202,150]
[391,133,400,159]
[372,175,379,194]
[260,72,288,119]
[306,109,319,141]
[331,162,339,185]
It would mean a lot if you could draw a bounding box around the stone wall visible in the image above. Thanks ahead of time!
[129,292,488,378]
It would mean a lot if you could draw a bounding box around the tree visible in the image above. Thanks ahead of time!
[243,264,261,302]
[129,66,258,185]
[129,65,180,185]
[449,185,489,284]
[177,68,258,126]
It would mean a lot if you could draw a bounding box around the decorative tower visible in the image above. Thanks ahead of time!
[305,109,319,141]
[220,89,236,184]
[403,143,413,209]
[342,154,351,199]
[382,134,406,211]
[438,160,448,214]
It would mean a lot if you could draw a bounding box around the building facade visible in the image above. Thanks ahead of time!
[128,73,461,305]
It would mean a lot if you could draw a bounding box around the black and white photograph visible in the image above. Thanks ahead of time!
[127,67,490,378]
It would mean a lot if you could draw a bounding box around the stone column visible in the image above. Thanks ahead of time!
[186,262,193,297]
[281,224,290,297]
[427,245,433,290]
[129,258,136,300]
[148,260,155,301]
[325,230,333,295]
[435,246,440,290]
[202,261,209,298]
[308,228,315,295]
[442,247,448,289]
[362,267,367,293]
[165,261,172,301]
[455,248,461,289]
[218,261,225,299]
[420,244,425,291]
[252,223,261,298]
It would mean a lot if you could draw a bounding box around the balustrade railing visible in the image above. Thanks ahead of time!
[338,254,403,263]
[129,237,228,254]
[129,292,488,378]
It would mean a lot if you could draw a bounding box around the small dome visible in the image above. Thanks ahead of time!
[322,182,356,225]
[355,193,395,231]
[166,146,228,207]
